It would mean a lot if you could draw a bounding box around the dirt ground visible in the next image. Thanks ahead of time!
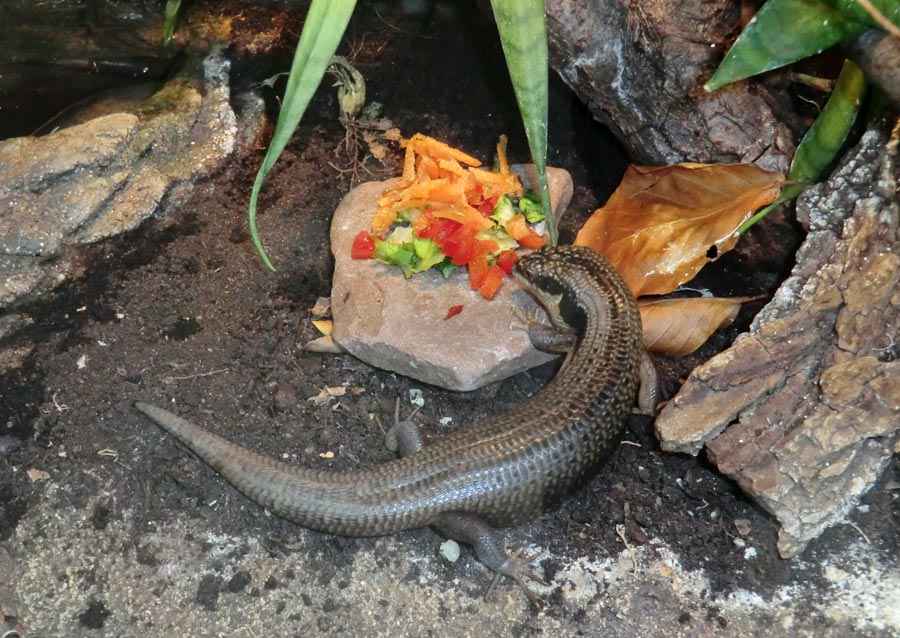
[1,3,898,637]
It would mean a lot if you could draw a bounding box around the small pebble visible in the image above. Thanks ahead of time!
[439,539,460,562]
[408,388,425,408]
[734,518,752,536]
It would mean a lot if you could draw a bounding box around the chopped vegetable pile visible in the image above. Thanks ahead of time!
[351,133,548,299]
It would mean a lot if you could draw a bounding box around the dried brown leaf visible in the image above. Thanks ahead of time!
[640,297,743,356]
[310,296,332,318]
[307,386,347,405]
[302,335,345,354]
[26,468,51,482]
[575,164,783,296]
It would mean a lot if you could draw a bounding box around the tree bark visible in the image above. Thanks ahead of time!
[545,0,797,171]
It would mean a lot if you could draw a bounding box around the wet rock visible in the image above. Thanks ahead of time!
[0,49,238,314]
[655,127,900,557]
[330,165,573,391]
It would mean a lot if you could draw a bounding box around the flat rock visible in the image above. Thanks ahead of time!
[331,165,573,391]
[654,127,900,557]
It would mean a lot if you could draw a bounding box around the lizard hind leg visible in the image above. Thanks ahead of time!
[636,348,660,415]
[434,512,547,607]
[384,397,424,457]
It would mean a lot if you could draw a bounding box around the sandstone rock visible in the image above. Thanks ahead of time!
[655,127,900,557]
[331,165,573,391]
[0,50,238,320]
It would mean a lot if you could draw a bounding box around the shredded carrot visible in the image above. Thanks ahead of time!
[404,133,482,167]
[401,144,416,183]
[416,154,441,180]
[364,132,552,300]
[432,206,493,232]
[370,133,523,235]
[497,134,510,175]
[437,157,466,177]
[469,168,522,198]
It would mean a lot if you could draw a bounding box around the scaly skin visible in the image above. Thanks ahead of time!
[135,245,650,593]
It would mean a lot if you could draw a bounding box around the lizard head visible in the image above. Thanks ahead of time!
[513,245,587,331]
[514,245,632,334]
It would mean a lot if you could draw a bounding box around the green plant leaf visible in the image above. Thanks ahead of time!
[162,0,182,47]
[249,0,356,270]
[705,0,865,91]
[785,59,867,194]
[738,59,867,232]
[820,0,900,29]
[490,0,555,245]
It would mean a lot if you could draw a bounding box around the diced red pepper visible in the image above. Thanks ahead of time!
[433,220,460,244]
[496,250,519,274]
[516,229,546,249]
[477,238,500,255]
[417,215,460,243]
[441,224,478,265]
[351,230,376,259]
[451,234,478,265]
[476,195,499,216]
[477,265,506,300]
[444,304,464,320]
[467,253,489,289]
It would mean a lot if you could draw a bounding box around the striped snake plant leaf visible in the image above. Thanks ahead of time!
[490,0,556,245]
[705,0,865,92]
[249,0,356,270]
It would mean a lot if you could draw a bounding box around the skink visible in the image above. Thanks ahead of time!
[135,245,656,602]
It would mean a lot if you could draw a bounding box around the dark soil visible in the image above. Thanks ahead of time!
[1,0,897,628]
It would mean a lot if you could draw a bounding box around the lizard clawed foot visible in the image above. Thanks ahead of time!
[434,513,550,608]
[484,546,548,608]
[509,306,545,333]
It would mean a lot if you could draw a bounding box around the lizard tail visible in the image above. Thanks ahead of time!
[134,401,412,536]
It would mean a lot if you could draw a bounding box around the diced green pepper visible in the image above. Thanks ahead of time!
[432,258,456,278]
[410,237,447,273]
[490,196,517,226]
[518,191,546,223]
[373,239,415,270]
